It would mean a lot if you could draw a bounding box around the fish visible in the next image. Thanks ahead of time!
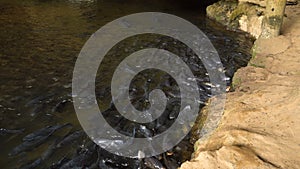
[9,124,71,156]
[9,139,44,156]
[19,141,57,169]
[19,158,42,169]
[164,90,180,98]
[25,93,55,107]
[163,154,179,169]
[156,126,168,133]
[0,128,24,136]
[50,157,70,169]
[30,104,45,116]
[59,140,97,169]
[59,149,94,169]
[144,157,165,169]
[88,156,100,168]
[168,110,178,120]
[41,141,57,160]
[88,146,106,169]
[51,99,69,113]
[56,130,85,148]
[96,159,112,169]
[23,123,72,142]
[136,125,153,138]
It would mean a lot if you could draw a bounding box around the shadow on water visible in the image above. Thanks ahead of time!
[0,0,254,168]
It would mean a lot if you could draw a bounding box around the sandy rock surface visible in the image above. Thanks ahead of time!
[181,4,300,169]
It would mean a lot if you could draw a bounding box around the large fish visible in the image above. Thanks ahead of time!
[23,123,72,142]
[50,157,70,169]
[19,158,42,169]
[19,140,57,169]
[59,149,94,169]
[9,124,71,156]
[56,130,85,148]
[0,128,24,136]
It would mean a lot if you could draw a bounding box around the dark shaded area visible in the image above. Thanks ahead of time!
[175,0,220,10]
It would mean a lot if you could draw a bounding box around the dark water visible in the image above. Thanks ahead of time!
[0,0,254,168]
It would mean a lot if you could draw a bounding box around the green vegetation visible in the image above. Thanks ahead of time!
[231,76,242,90]
[229,3,257,21]
[207,1,264,31]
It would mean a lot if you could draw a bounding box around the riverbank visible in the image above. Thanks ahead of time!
[181,4,300,169]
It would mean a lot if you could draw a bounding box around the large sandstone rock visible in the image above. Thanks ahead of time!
[239,14,264,38]
[207,1,265,38]
[181,5,300,169]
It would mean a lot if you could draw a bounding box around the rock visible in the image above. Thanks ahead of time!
[180,5,300,169]
[239,0,266,7]
[286,0,298,6]
[253,35,291,55]
[206,1,239,29]
[207,1,265,38]
[239,15,264,38]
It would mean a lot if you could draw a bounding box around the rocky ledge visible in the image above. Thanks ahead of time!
[206,0,298,38]
[180,4,300,169]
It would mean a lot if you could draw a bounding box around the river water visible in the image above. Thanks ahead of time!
[0,0,254,168]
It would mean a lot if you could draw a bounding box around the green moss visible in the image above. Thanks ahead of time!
[190,106,208,142]
[232,76,242,89]
[207,1,263,31]
[249,54,266,68]
[251,42,259,59]
[267,15,283,29]
[249,59,266,68]
[249,63,265,68]
[206,0,239,28]
[229,3,255,21]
